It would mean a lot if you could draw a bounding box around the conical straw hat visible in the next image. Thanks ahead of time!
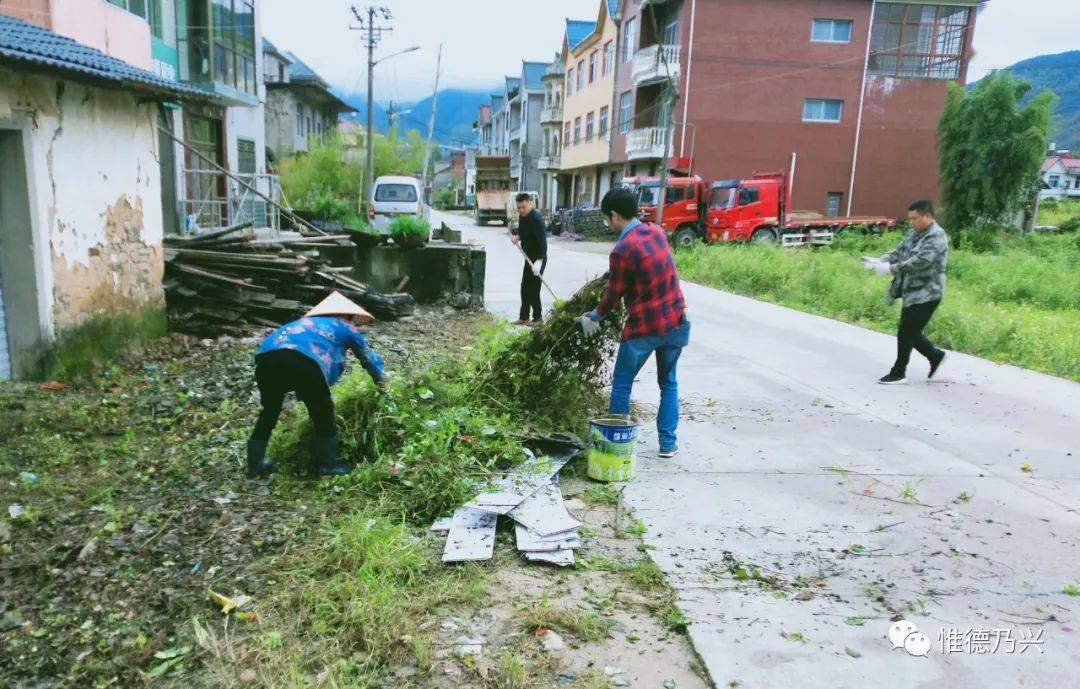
[306,291,375,324]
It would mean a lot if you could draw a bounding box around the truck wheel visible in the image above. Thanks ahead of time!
[751,228,778,244]
[672,226,698,249]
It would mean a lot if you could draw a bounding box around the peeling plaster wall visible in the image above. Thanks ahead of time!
[0,70,165,336]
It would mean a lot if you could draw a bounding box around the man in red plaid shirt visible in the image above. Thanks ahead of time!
[581,187,690,458]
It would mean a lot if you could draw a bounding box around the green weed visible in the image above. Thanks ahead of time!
[518,600,612,642]
[49,307,167,380]
[583,483,621,506]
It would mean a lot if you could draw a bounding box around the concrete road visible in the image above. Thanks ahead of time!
[434,210,1080,688]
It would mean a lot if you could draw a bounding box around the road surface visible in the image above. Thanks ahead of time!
[434,210,1080,688]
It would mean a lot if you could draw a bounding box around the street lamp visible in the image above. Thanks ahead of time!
[362,45,421,210]
[375,45,419,67]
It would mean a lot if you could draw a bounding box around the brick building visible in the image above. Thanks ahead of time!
[613,0,984,217]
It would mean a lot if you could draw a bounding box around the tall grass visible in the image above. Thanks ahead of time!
[1037,198,1080,228]
[675,232,1080,381]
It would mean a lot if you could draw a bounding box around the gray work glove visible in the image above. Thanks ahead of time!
[532,259,543,277]
[579,314,601,337]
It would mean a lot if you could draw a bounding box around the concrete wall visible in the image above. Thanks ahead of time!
[0,0,53,29]
[51,0,154,71]
[0,70,165,374]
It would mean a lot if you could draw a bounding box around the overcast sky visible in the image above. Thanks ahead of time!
[261,0,1078,102]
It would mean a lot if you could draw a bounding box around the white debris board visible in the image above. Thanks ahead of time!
[430,517,454,533]
[465,450,574,515]
[526,548,575,567]
[441,507,498,563]
[514,524,581,553]
[508,484,582,537]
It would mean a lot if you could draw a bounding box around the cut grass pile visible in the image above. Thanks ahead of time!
[675,231,1080,381]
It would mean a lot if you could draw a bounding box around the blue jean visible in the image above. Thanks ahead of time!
[609,320,691,451]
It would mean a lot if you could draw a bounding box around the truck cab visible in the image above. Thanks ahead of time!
[705,173,786,243]
[623,175,706,247]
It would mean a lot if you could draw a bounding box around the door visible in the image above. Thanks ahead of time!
[158,109,180,235]
[735,185,763,237]
[0,266,10,381]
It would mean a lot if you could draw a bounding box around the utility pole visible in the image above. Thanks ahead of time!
[350,5,394,210]
[651,7,677,229]
[420,43,443,205]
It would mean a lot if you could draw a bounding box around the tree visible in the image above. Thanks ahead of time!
[938,72,1056,238]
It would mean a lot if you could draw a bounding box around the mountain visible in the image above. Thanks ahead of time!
[338,87,492,147]
[978,51,1080,151]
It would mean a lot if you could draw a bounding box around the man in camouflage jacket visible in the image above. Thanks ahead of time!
[866,200,948,385]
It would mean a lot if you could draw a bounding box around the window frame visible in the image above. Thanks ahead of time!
[622,17,636,62]
[811,18,854,43]
[589,50,598,83]
[586,111,595,141]
[602,40,613,75]
[802,98,844,123]
[566,68,574,96]
[577,60,585,90]
[574,116,582,145]
[618,91,632,134]
[563,121,572,147]
[868,3,971,80]
[599,105,609,137]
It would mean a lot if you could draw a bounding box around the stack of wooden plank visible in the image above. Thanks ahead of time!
[163,222,414,335]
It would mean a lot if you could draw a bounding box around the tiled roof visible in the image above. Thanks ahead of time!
[522,61,547,90]
[1044,155,1080,172]
[0,14,212,100]
[566,19,596,50]
[284,51,326,86]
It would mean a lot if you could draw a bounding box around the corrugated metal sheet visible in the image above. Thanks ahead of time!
[0,271,11,381]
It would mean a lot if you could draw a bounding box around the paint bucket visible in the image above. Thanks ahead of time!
[587,416,638,482]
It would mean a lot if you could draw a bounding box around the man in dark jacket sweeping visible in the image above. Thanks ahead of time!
[511,193,547,325]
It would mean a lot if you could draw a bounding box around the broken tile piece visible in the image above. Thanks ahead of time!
[430,517,454,533]
[465,449,574,515]
[508,484,582,537]
[525,548,575,567]
[514,523,580,553]
[441,507,497,563]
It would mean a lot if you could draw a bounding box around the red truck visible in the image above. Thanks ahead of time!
[623,172,895,248]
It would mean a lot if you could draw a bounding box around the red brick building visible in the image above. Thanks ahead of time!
[611,0,983,218]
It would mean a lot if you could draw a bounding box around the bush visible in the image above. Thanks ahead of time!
[278,135,362,223]
[49,307,167,380]
[433,188,456,210]
[1060,216,1080,233]
[388,216,430,247]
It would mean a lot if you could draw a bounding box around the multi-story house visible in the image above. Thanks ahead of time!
[262,38,356,161]
[1041,153,1080,200]
[612,0,984,217]
[557,1,621,207]
[537,56,565,212]
[510,61,547,192]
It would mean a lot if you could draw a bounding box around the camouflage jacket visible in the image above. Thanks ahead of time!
[881,223,948,307]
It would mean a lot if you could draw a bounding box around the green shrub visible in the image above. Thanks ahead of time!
[48,306,167,380]
[278,135,362,222]
[1060,216,1080,233]
[433,188,456,210]
[387,216,430,238]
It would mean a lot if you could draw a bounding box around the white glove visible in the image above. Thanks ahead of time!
[532,259,543,277]
[579,314,600,337]
[873,261,892,277]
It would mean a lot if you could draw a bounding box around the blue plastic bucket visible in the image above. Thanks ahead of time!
[587,417,638,482]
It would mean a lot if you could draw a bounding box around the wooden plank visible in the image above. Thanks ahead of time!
[507,484,582,537]
[186,220,254,243]
[170,263,254,287]
[441,507,498,563]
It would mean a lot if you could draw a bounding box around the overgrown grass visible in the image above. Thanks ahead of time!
[675,232,1080,381]
[518,600,613,642]
[1037,198,1080,228]
[49,306,167,380]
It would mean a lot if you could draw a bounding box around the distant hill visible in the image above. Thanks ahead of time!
[338,87,492,147]
[975,51,1080,151]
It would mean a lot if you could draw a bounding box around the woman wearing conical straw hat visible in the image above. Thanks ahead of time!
[246,291,387,477]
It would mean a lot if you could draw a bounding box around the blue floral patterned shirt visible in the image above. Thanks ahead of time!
[257,316,384,386]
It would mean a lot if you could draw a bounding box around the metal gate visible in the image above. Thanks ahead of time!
[0,268,11,380]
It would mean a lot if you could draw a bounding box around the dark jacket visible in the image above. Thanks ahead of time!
[515,209,547,261]
[882,222,948,307]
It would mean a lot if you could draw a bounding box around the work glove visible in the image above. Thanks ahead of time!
[510,235,521,245]
[579,314,601,337]
[532,259,543,277]
[873,261,892,277]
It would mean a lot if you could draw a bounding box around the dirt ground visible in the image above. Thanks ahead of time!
[1,307,708,689]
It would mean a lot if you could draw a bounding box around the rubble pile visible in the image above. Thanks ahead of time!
[163,223,415,335]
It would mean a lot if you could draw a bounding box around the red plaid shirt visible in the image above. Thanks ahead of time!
[594,221,686,340]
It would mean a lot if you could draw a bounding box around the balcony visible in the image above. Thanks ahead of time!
[509,125,522,141]
[538,154,561,170]
[540,104,563,125]
[632,44,680,86]
[625,127,671,160]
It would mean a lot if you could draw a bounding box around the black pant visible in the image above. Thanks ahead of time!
[250,349,336,447]
[891,300,942,376]
[519,257,547,321]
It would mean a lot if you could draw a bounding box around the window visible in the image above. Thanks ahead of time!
[1049,175,1060,188]
[618,91,632,133]
[589,50,598,83]
[812,19,854,43]
[374,184,418,202]
[738,187,760,206]
[296,106,303,136]
[665,185,686,204]
[622,17,636,62]
[599,106,609,137]
[577,60,584,90]
[564,121,571,147]
[108,0,148,18]
[566,68,574,96]
[825,192,843,217]
[803,99,843,122]
[573,117,581,144]
[586,112,595,141]
[204,0,257,95]
[868,3,970,80]
[602,41,613,75]
[237,138,256,175]
[663,16,678,45]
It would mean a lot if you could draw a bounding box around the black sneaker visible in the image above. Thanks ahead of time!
[658,446,678,459]
[878,373,907,385]
[928,351,947,379]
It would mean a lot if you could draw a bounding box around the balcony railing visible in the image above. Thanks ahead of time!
[625,127,671,160]
[540,104,563,124]
[632,44,680,86]
[509,125,522,140]
[538,154,561,170]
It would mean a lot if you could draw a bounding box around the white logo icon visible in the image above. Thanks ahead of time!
[888,619,930,656]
